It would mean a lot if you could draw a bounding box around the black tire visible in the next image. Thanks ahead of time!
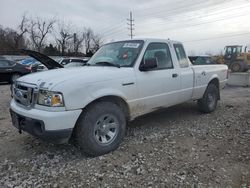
[76,101,126,157]
[230,62,244,72]
[198,84,219,113]
[11,73,21,84]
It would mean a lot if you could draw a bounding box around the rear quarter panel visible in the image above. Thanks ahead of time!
[192,64,228,100]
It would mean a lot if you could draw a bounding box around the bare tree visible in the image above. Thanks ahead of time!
[91,34,102,53]
[14,14,28,49]
[0,27,16,51]
[0,15,29,53]
[72,31,84,55]
[28,17,56,52]
[55,22,72,55]
[83,27,94,54]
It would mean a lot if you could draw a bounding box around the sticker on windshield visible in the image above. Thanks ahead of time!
[123,43,140,48]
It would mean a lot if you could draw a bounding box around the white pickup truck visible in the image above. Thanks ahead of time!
[10,39,228,156]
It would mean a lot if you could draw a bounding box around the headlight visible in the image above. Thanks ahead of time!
[37,90,64,107]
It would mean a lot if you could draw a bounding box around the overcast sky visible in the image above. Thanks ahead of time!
[1,0,250,54]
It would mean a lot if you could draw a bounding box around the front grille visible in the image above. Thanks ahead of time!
[13,82,38,107]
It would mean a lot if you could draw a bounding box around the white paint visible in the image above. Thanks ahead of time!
[10,38,228,132]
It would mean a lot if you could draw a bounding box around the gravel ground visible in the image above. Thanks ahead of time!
[0,84,249,187]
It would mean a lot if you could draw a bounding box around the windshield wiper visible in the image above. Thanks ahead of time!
[94,61,120,68]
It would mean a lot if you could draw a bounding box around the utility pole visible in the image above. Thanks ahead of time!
[127,11,135,39]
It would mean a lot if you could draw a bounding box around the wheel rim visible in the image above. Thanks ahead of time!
[94,114,119,145]
[207,92,216,109]
[232,63,240,72]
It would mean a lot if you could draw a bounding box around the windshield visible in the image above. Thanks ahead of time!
[88,40,144,67]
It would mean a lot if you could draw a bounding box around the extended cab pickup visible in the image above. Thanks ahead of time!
[10,39,228,156]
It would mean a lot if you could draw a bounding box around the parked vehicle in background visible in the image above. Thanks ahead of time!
[36,58,90,71]
[35,63,47,72]
[58,58,89,66]
[18,57,39,66]
[213,45,250,72]
[0,59,33,83]
[189,55,217,65]
[10,39,228,157]
[64,59,89,68]
[223,45,250,72]
[18,57,40,72]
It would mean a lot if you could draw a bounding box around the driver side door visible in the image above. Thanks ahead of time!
[135,42,181,116]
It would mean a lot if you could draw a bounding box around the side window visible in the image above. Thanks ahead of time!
[7,60,15,66]
[0,60,10,67]
[142,43,173,70]
[174,44,189,68]
[226,47,232,54]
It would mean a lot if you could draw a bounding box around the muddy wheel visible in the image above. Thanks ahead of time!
[198,83,219,113]
[76,101,126,157]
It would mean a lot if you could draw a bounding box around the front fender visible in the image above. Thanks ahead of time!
[63,82,132,111]
[88,87,127,102]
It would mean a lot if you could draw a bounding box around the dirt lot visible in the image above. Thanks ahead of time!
[0,84,249,187]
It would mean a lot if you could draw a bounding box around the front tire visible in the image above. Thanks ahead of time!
[76,101,126,157]
[198,83,219,113]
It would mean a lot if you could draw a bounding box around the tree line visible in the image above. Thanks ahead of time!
[0,15,102,57]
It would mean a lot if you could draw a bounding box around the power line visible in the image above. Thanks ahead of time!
[95,1,222,36]
[96,22,124,34]
[94,0,249,41]
[94,0,248,39]
[102,29,127,38]
[183,32,250,43]
[98,23,124,35]
[127,11,135,39]
[137,12,250,35]
[135,0,237,18]
[136,3,250,28]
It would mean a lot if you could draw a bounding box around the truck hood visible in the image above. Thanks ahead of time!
[17,66,134,90]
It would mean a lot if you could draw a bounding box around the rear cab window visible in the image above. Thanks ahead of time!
[174,43,189,68]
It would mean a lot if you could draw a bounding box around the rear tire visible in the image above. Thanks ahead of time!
[76,101,126,157]
[198,83,219,113]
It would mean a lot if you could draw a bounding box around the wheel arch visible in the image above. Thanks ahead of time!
[82,95,130,121]
[70,94,130,142]
[207,77,220,100]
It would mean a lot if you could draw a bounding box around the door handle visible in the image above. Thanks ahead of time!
[172,73,178,78]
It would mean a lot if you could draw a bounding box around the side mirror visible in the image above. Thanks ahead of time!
[139,57,158,71]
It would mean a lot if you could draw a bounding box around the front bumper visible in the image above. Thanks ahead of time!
[10,99,82,143]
